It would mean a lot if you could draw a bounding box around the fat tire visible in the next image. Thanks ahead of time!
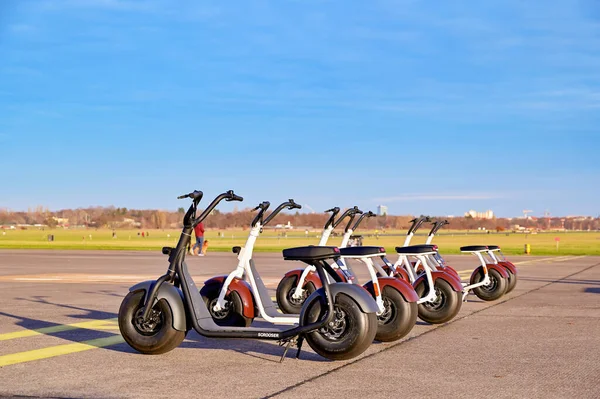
[375,287,418,342]
[118,290,185,355]
[200,284,253,327]
[415,278,462,324]
[276,275,316,314]
[303,293,377,361]
[472,268,508,301]
[505,269,517,293]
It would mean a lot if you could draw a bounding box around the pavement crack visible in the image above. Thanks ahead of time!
[263,261,600,398]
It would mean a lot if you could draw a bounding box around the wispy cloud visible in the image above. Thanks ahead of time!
[372,193,502,203]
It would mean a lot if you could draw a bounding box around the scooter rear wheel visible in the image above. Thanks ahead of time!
[472,268,507,301]
[118,290,186,355]
[415,278,462,324]
[276,275,316,314]
[375,287,418,342]
[303,293,377,361]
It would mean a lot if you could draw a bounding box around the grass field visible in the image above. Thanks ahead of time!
[1,228,599,256]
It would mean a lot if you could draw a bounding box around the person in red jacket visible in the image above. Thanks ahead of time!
[192,222,205,256]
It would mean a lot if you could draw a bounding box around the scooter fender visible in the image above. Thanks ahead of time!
[363,277,419,303]
[414,270,464,292]
[129,280,187,332]
[498,261,518,275]
[283,268,324,289]
[299,282,379,324]
[202,275,256,319]
[469,264,510,285]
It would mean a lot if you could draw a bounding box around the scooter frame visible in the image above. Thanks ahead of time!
[212,199,305,324]
[290,206,364,301]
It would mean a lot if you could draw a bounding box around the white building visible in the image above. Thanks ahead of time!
[377,205,388,216]
[465,209,495,219]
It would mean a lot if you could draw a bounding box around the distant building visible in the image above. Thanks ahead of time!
[377,205,388,216]
[465,210,495,219]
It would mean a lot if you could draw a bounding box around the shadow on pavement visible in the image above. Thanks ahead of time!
[3,296,332,362]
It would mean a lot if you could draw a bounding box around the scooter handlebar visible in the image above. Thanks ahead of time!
[177,190,203,200]
[226,190,243,202]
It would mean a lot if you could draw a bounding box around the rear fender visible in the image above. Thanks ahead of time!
[364,277,419,303]
[129,280,187,331]
[202,275,256,319]
[498,261,518,275]
[299,283,379,324]
[283,268,323,289]
[469,264,509,285]
[414,270,463,292]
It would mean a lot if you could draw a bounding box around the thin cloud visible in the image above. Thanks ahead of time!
[373,194,501,203]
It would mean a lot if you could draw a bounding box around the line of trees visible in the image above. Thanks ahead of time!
[0,206,598,231]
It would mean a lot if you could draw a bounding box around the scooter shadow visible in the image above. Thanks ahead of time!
[4,298,328,362]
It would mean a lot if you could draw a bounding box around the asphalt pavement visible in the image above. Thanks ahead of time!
[0,250,598,398]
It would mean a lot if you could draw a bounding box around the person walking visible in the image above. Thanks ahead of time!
[192,221,205,256]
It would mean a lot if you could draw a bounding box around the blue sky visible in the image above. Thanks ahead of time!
[1,0,599,217]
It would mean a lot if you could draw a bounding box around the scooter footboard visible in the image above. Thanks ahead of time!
[129,280,187,331]
[299,283,379,325]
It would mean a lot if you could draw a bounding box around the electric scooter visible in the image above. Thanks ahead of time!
[276,206,364,314]
[118,190,378,361]
[277,208,419,342]
[419,220,511,300]
[485,245,518,293]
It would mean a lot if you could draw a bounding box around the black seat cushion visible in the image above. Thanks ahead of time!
[339,246,386,257]
[460,245,488,252]
[395,244,437,254]
[486,245,500,250]
[282,246,340,261]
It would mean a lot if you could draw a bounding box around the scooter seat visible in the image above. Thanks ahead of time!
[486,245,500,251]
[395,244,437,254]
[282,246,341,261]
[339,246,386,257]
[460,245,488,252]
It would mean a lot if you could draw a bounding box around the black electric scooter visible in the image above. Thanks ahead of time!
[118,190,379,361]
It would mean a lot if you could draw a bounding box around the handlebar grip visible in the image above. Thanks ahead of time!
[287,199,302,210]
[325,207,339,213]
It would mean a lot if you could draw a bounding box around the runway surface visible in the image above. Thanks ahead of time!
[0,250,598,398]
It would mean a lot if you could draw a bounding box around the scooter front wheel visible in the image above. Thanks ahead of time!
[415,278,462,324]
[276,275,316,314]
[303,293,377,361]
[200,284,253,327]
[118,290,186,355]
[505,269,517,294]
[472,268,507,301]
[375,287,418,342]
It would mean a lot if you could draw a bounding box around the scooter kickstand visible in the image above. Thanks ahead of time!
[279,337,296,363]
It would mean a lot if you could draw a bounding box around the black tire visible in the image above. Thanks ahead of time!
[200,284,253,327]
[472,268,508,301]
[118,290,186,355]
[415,278,462,324]
[375,287,418,342]
[505,269,517,294]
[276,275,316,314]
[303,293,377,361]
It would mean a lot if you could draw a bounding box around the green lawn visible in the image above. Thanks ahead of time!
[1,228,599,256]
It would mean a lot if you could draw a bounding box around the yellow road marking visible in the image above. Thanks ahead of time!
[0,335,125,367]
[0,318,118,342]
